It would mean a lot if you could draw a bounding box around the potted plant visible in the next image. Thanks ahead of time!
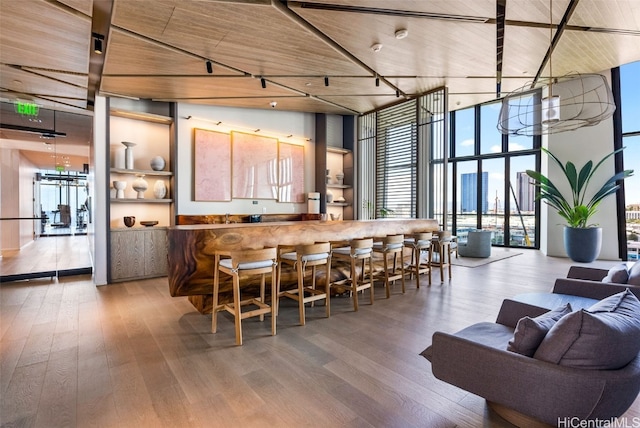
[526,147,633,262]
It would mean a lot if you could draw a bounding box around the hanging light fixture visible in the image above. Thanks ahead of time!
[497,0,615,136]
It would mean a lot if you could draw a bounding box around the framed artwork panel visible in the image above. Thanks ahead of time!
[232,131,278,199]
[278,142,305,203]
[194,129,231,201]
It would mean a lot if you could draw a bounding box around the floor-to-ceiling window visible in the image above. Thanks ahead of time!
[620,61,640,260]
[449,102,540,248]
[357,89,446,221]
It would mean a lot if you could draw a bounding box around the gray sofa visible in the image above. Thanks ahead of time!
[422,279,640,426]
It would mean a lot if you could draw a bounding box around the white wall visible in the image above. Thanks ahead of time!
[541,71,621,260]
[175,104,317,216]
[93,96,108,285]
[0,148,37,252]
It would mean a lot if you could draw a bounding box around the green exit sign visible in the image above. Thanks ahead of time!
[55,165,65,172]
[14,101,39,117]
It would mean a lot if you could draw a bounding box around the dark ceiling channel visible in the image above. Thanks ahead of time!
[496,0,506,97]
[290,1,489,23]
[88,0,114,109]
[532,0,581,87]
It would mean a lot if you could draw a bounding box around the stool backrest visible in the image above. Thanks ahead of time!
[381,234,404,250]
[296,242,331,256]
[350,238,373,257]
[413,232,433,247]
[228,247,277,267]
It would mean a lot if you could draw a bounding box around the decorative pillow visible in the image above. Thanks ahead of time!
[534,289,640,369]
[507,303,572,357]
[627,262,640,286]
[602,263,629,284]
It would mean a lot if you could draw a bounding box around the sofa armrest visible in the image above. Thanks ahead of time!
[429,331,607,425]
[494,299,550,328]
[567,265,608,281]
[552,278,640,299]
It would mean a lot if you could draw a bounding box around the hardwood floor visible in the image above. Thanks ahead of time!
[1,250,638,427]
[0,235,92,279]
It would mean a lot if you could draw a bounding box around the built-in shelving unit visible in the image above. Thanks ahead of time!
[106,99,176,283]
[315,114,355,220]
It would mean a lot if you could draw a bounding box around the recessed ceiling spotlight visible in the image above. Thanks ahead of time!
[305,82,312,86]
[395,29,409,39]
[371,43,383,53]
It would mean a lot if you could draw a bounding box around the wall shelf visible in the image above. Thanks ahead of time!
[111,198,172,203]
[111,168,172,176]
[327,184,351,189]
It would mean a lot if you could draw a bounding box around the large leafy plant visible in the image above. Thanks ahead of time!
[526,147,633,228]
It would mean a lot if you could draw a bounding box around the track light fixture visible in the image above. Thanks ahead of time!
[206,60,213,74]
[375,77,380,87]
[261,77,266,88]
[396,90,400,97]
[324,76,329,86]
[92,32,104,54]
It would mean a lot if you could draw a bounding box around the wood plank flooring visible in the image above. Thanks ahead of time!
[0,235,92,278]
[1,250,638,427]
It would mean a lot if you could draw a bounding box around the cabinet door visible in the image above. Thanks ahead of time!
[111,231,145,281]
[144,229,168,277]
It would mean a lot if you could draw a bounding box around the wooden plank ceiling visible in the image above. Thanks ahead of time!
[1,0,639,170]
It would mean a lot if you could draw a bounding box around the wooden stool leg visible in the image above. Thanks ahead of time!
[212,258,220,333]
[310,265,316,308]
[297,261,306,326]
[271,266,276,336]
[351,257,359,311]
[324,262,330,318]
[368,257,374,304]
[448,246,453,279]
[399,253,405,293]
[384,253,391,299]
[232,275,243,346]
[276,260,282,316]
[259,274,266,322]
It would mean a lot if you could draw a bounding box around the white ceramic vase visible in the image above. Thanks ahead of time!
[122,141,136,169]
[153,180,167,199]
[132,175,148,199]
[113,180,127,198]
[326,190,334,203]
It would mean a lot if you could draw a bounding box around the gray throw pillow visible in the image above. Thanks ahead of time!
[533,289,640,369]
[627,262,640,286]
[507,303,572,357]
[602,263,629,284]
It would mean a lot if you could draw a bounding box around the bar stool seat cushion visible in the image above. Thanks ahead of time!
[333,247,372,256]
[281,252,330,262]
[219,258,274,270]
[373,242,403,250]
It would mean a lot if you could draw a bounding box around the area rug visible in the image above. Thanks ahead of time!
[450,247,523,268]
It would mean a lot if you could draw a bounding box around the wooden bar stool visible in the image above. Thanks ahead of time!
[372,234,406,298]
[404,232,433,288]
[431,231,453,281]
[330,238,374,311]
[212,247,278,345]
[276,242,331,326]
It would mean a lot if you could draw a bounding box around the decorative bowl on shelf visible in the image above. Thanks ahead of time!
[335,196,346,203]
[140,221,159,227]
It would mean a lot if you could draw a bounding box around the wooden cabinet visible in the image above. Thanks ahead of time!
[110,228,168,282]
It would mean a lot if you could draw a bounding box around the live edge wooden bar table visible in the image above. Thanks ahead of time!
[167,219,439,314]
